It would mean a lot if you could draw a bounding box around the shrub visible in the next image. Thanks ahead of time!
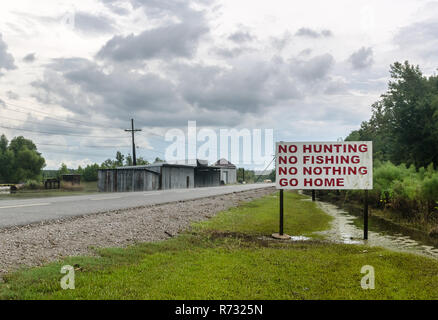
[430,227,438,238]
[328,161,438,225]
[61,181,84,191]
[370,161,438,222]
[421,173,438,220]
[24,179,42,190]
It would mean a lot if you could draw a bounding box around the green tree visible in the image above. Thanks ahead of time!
[0,134,7,153]
[237,168,255,183]
[115,151,124,167]
[57,163,69,178]
[268,169,276,182]
[0,135,13,182]
[136,157,150,165]
[345,61,438,168]
[125,154,133,166]
[101,159,115,169]
[0,135,45,183]
[83,164,100,182]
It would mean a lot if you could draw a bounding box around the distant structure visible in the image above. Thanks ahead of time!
[214,158,237,185]
[44,178,60,189]
[62,174,81,185]
[98,159,221,192]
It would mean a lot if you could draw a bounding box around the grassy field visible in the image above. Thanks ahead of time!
[0,191,437,300]
[0,181,98,200]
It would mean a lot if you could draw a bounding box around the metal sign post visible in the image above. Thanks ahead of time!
[279,189,284,235]
[274,141,373,241]
[272,189,290,239]
[364,190,369,240]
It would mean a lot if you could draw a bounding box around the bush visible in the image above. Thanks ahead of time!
[329,161,438,225]
[421,173,438,201]
[24,179,42,190]
[430,227,438,238]
[61,181,84,191]
[368,161,438,221]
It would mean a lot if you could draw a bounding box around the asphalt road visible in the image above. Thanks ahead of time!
[0,184,274,228]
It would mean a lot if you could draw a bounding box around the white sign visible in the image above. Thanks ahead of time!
[275,141,373,190]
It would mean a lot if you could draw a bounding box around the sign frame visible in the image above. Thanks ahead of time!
[272,141,373,241]
[275,141,373,190]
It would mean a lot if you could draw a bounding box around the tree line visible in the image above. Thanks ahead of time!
[344,61,438,228]
[56,153,165,182]
[346,61,438,168]
[0,135,167,184]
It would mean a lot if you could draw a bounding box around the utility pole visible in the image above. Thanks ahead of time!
[125,119,142,166]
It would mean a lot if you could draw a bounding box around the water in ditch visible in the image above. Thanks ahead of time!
[308,198,438,259]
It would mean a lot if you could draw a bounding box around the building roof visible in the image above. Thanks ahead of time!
[98,159,222,171]
[214,158,237,169]
[114,163,194,170]
[168,159,209,167]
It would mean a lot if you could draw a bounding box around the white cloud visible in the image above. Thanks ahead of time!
[0,0,435,168]
[0,33,16,72]
[349,47,374,70]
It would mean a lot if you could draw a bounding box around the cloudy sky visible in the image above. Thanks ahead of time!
[0,0,437,169]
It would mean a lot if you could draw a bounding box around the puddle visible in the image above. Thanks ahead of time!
[313,200,438,259]
[290,235,311,241]
[260,235,311,242]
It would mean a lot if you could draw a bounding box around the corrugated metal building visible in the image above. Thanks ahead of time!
[214,158,237,184]
[98,160,220,192]
[98,167,160,192]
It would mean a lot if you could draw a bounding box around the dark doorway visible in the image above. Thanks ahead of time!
[187,176,190,188]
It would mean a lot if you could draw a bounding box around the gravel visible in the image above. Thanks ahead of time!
[0,187,275,275]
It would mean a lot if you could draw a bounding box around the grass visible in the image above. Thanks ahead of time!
[192,192,332,237]
[369,207,438,234]
[0,181,98,200]
[0,191,437,300]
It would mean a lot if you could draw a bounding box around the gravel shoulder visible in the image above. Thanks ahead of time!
[0,187,275,275]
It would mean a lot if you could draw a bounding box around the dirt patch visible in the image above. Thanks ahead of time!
[0,187,275,275]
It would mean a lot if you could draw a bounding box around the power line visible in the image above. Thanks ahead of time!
[38,146,167,158]
[1,105,112,130]
[36,142,131,149]
[37,148,122,158]
[37,142,166,154]
[2,101,172,143]
[2,99,248,146]
[0,124,130,139]
[1,106,171,146]
[2,100,119,129]
[0,114,109,132]
[0,116,169,154]
[255,156,275,183]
